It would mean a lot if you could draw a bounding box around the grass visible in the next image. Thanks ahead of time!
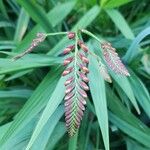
[0,0,149,150]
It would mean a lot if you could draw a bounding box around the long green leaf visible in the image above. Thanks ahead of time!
[123,27,150,63]
[0,54,62,74]
[88,55,109,150]
[0,67,62,147]
[106,9,134,40]
[110,70,140,114]
[25,76,66,149]
[14,8,29,42]
[129,70,150,117]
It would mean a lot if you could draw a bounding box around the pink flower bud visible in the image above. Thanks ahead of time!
[63,57,74,66]
[62,67,73,76]
[79,80,89,91]
[79,64,89,73]
[64,77,74,86]
[65,84,75,94]
[78,53,89,64]
[63,45,75,55]
[67,32,75,39]
[78,72,89,82]
[78,88,87,98]
[78,40,88,52]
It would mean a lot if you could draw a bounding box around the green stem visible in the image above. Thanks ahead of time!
[81,29,104,43]
[45,32,68,36]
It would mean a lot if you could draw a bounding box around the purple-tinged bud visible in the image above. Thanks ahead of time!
[78,88,87,98]
[68,32,75,39]
[79,80,89,91]
[62,67,73,76]
[63,57,74,66]
[65,92,75,100]
[79,64,89,73]
[78,72,89,82]
[64,77,74,86]
[78,95,86,105]
[63,45,75,55]
[77,101,85,111]
[78,40,88,53]
[65,84,75,94]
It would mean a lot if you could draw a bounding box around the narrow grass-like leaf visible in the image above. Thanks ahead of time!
[129,70,150,117]
[88,55,109,150]
[25,76,66,150]
[0,67,62,147]
[0,89,32,99]
[14,8,29,42]
[45,122,66,150]
[49,0,77,27]
[16,0,54,33]
[31,105,64,150]
[0,54,62,74]
[107,88,150,148]
[105,9,134,40]
[102,0,133,8]
[110,70,140,113]
[124,27,150,63]
[109,112,150,148]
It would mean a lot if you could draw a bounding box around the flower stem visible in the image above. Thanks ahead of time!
[80,29,104,43]
[46,32,68,36]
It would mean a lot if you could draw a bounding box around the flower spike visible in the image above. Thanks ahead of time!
[101,42,130,76]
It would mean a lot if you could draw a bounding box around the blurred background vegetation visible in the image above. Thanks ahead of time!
[0,0,150,150]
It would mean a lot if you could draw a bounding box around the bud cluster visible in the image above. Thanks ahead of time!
[61,33,90,136]
[101,42,130,76]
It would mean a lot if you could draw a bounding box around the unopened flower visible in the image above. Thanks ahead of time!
[68,32,75,39]
[13,32,46,60]
[78,40,88,53]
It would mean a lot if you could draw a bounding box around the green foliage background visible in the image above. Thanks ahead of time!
[0,0,150,149]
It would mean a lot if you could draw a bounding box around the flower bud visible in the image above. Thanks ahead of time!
[67,32,75,39]
[62,67,73,76]
[63,57,74,66]
[78,40,88,52]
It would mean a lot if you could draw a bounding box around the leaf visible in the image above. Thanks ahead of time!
[14,8,29,42]
[0,67,62,147]
[49,0,77,27]
[45,122,66,150]
[109,112,150,148]
[129,70,150,117]
[0,53,62,74]
[25,76,66,150]
[16,0,54,33]
[123,27,150,63]
[31,106,64,150]
[107,88,150,148]
[105,9,134,40]
[110,70,140,114]
[0,89,32,99]
[102,0,133,8]
[88,55,109,150]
